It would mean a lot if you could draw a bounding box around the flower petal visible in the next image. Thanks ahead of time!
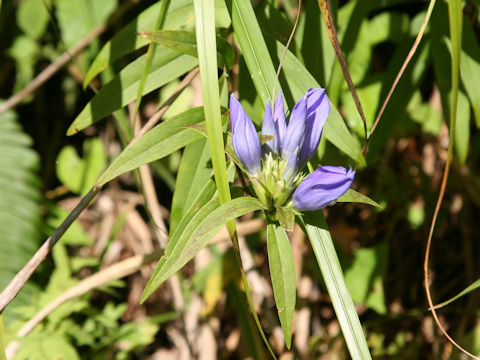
[299,88,330,164]
[292,166,355,211]
[261,100,275,155]
[282,95,307,161]
[229,94,244,131]
[273,91,286,152]
[231,96,262,175]
[261,92,287,156]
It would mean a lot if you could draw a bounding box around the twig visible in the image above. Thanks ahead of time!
[318,0,368,145]
[5,249,163,359]
[0,25,106,114]
[368,0,436,142]
[0,188,100,314]
[129,103,188,347]
[4,217,265,359]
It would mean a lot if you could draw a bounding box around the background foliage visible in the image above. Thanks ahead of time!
[1,0,480,358]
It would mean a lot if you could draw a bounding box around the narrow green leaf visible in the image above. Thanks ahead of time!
[170,138,212,234]
[454,90,470,164]
[132,0,171,133]
[460,20,480,128]
[230,0,364,166]
[69,48,197,135]
[170,163,235,242]
[264,35,365,166]
[194,0,230,205]
[141,197,264,302]
[448,0,463,162]
[141,29,198,56]
[337,188,382,208]
[96,107,206,186]
[266,223,296,349]
[139,30,235,69]
[230,0,278,106]
[434,278,480,309]
[195,2,275,357]
[302,212,372,360]
[83,0,231,87]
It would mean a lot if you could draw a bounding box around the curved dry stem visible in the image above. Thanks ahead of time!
[424,161,480,360]
[424,0,478,356]
[0,25,106,115]
[368,0,436,143]
[318,0,367,146]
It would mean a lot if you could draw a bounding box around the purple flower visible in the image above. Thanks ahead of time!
[299,88,330,165]
[229,88,354,213]
[261,92,286,155]
[268,88,330,178]
[292,166,355,211]
[230,94,261,175]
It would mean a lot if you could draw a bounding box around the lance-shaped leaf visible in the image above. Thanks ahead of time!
[68,47,197,135]
[141,197,264,302]
[96,107,208,186]
[337,188,382,208]
[170,138,212,234]
[228,0,365,166]
[83,0,231,87]
[139,30,234,69]
[266,223,296,349]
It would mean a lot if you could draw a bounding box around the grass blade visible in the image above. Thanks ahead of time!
[302,211,372,360]
[194,0,229,204]
[194,1,276,357]
[230,0,278,106]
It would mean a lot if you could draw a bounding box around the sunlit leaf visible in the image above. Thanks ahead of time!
[141,197,264,302]
[266,223,296,349]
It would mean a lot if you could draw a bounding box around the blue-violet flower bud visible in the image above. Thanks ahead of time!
[292,166,355,211]
[230,94,262,175]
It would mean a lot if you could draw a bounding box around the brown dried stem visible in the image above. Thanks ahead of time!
[0,25,106,114]
[0,188,100,313]
[368,0,437,143]
[318,0,368,146]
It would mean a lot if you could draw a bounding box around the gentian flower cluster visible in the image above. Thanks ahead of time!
[230,88,355,227]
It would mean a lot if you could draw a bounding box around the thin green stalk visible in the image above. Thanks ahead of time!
[193,1,276,357]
